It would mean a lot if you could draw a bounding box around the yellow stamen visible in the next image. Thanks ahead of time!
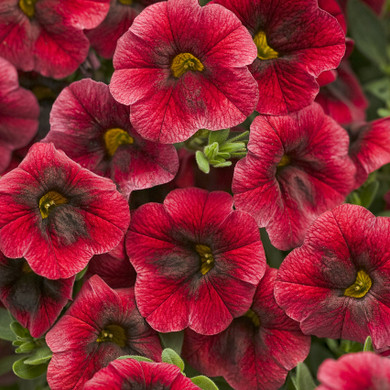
[253,31,279,60]
[19,0,37,18]
[38,191,67,219]
[278,155,290,167]
[171,53,204,79]
[195,244,215,275]
[118,0,133,4]
[96,324,126,347]
[344,270,372,298]
[244,309,260,328]
[103,128,134,157]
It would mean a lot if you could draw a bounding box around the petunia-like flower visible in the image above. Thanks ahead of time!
[348,117,390,188]
[274,204,390,350]
[126,187,266,335]
[317,352,390,390]
[46,275,162,390]
[44,79,179,198]
[0,252,74,338]
[182,267,311,390]
[84,358,200,390]
[0,0,104,78]
[0,57,39,174]
[110,0,258,144]
[212,0,345,115]
[0,142,130,280]
[232,103,355,250]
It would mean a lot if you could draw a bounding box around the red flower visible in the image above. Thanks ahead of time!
[110,0,258,143]
[317,352,390,390]
[84,359,199,390]
[46,276,162,390]
[0,57,39,174]
[0,143,130,280]
[44,79,179,198]
[0,253,74,338]
[212,0,345,115]
[182,267,310,390]
[275,204,390,350]
[126,187,266,335]
[233,103,355,250]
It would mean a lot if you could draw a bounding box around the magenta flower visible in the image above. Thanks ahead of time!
[44,79,179,198]
[317,352,390,390]
[212,0,345,115]
[0,253,74,338]
[182,267,310,390]
[0,57,39,174]
[275,204,390,350]
[233,103,355,250]
[0,143,130,280]
[110,0,258,144]
[46,276,162,390]
[84,359,200,390]
[126,187,266,335]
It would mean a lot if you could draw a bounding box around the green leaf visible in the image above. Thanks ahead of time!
[161,348,185,372]
[363,336,374,352]
[76,266,88,281]
[347,0,389,68]
[15,341,36,354]
[364,78,390,102]
[213,161,232,168]
[208,129,230,145]
[0,354,21,376]
[10,322,30,339]
[24,345,52,365]
[347,191,361,206]
[204,142,219,160]
[191,375,219,390]
[0,308,14,341]
[295,363,316,390]
[378,108,390,117]
[195,151,210,174]
[116,355,153,362]
[159,331,184,355]
[12,358,47,380]
[359,180,379,208]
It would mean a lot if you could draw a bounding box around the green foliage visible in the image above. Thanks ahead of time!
[291,362,316,390]
[0,308,15,341]
[191,375,219,390]
[13,358,48,380]
[161,348,185,372]
[116,355,154,362]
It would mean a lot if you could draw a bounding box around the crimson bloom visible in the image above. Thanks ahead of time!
[46,276,162,390]
[0,57,39,174]
[275,204,390,350]
[233,103,355,250]
[126,187,266,335]
[84,359,199,390]
[182,267,310,390]
[0,143,130,280]
[110,0,258,144]
[317,352,390,390]
[0,253,74,338]
[212,0,345,115]
[44,79,179,198]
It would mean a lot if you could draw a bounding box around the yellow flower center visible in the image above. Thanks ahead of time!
[253,31,279,60]
[118,0,133,4]
[171,53,204,79]
[195,244,214,275]
[104,128,134,157]
[278,154,290,167]
[22,261,33,274]
[19,0,37,18]
[38,191,68,219]
[244,309,261,328]
[344,270,372,298]
[96,324,126,347]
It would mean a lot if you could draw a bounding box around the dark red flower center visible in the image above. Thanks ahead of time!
[96,324,126,347]
[104,128,134,157]
[195,244,214,275]
[19,0,37,18]
[22,261,33,274]
[244,308,261,328]
[253,31,279,60]
[118,0,133,4]
[171,53,204,79]
[344,270,372,298]
[38,191,68,219]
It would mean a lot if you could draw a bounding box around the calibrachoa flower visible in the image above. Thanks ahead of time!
[110,0,258,144]
[275,204,390,350]
[46,275,162,390]
[44,79,179,198]
[212,0,345,115]
[126,187,266,335]
[182,267,311,390]
[0,252,74,338]
[233,103,355,250]
[0,142,130,280]
[84,359,200,390]
[317,352,390,390]
[0,57,39,174]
